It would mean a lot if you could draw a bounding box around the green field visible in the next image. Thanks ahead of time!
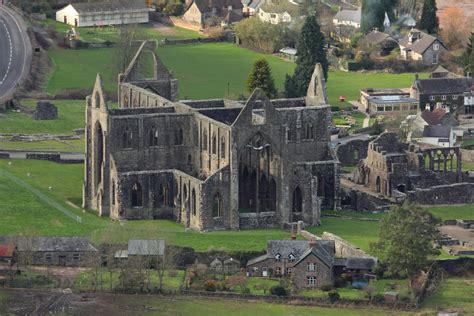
[425,204,474,220]
[422,277,474,314]
[46,43,423,105]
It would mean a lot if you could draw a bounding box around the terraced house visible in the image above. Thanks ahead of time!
[82,41,340,232]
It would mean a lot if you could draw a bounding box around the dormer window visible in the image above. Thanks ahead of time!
[442,95,447,101]
[433,43,439,51]
[275,253,281,261]
[288,253,296,262]
[430,96,435,101]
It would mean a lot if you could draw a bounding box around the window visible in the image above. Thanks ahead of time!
[45,254,52,261]
[442,95,447,101]
[288,253,296,262]
[174,128,183,145]
[149,127,158,146]
[123,128,132,148]
[275,267,281,275]
[286,268,292,275]
[307,262,317,271]
[212,133,217,154]
[433,43,439,51]
[202,129,208,150]
[432,53,439,64]
[275,253,281,261]
[452,95,458,100]
[73,253,79,261]
[131,182,143,207]
[429,96,435,101]
[220,136,226,159]
[307,276,316,286]
[111,181,115,205]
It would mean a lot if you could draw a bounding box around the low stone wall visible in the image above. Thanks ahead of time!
[321,232,371,258]
[407,183,474,205]
[461,149,474,163]
[162,37,221,45]
[239,212,279,229]
[341,187,392,212]
[26,152,60,162]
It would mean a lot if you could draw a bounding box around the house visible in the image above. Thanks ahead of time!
[278,47,297,61]
[399,29,448,65]
[182,0,243,27]
[359,88,417,114]
[257,8,291,25]
[332,9,361,28]
[362,29,398,56]
[410,75,474,113]
[246,239,376,289]
[55,0,149,28]
[0,245,15,265]
[429,65,458,79]
[209,257,241,273]
[421,125,456,147]
[0,237,98,267]
[464,86,474,114]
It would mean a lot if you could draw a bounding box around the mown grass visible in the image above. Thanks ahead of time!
[425,204,474,221]
[0,139,84,152]
[46,43,424,106]
[422,277,474,314]
[0,99,85,134]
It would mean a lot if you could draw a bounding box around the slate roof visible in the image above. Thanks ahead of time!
[247,240,310,266]
[294,240,336,268]
[423,125,451,138]
[415,77,474,95]
[344,257,376,270]
[248,0,263,10]
[193,0,243,13]
[0,237,98,252]
[69,0,148,13]
[399,29,445,55]
[364,31,396,45]
[421,108,448,125]
[128,239,165,256]
[334,9,361,24]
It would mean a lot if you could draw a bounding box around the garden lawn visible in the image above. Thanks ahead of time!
[0,99,85,134]
[0,139,84,153]
[425,204,474,220]
[47,43,423,105]
[422,277,474,315]
[0,160,290,251]
[245,277,280,295]
[299,286,366,300]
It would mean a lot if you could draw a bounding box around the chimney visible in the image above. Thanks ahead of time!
[291,233,296,240]
[309,239,317,248]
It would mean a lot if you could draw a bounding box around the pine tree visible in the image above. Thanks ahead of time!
[418,0,439,34]
[361,0,386,34]
[283,74,297,98]
[287,15,328,97]
[246,58,277,98]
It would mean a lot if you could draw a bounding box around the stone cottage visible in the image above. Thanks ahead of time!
[83,41,340,232]
[246,239,376,289]
[399,29,448,66]
[182,0,243,27]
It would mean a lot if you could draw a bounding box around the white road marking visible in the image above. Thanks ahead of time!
[0,19,13,85]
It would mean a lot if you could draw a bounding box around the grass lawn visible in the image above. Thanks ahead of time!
[0,99,85,134]
[0,139,84,152]
[46,43,424,105]
[245,277,280,295]
[307,218,381,253]
[0,160,291,251]
[422,277,474,315]
[425,204,474,220]
[299,286,367,300]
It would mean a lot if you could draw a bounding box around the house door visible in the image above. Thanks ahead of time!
[75,18,78,27]
[59,255,67,266]
[64,16,67,24]
[262,267,268,277]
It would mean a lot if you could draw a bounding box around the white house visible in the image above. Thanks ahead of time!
[55,0,149,28]
[332,9,361,28]
[258,8,291,25]
[421,125,458,147]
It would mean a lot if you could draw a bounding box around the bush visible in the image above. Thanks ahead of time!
[320,284,334,291]
[168,270,177,277]
[241,286,251,294]
[330,105,340,112]
[327,289,340,302]
[371,293,385,303]
[204,280,217,292]
[270,285,288,296]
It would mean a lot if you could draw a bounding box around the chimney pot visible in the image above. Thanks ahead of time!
[309,239,317,248]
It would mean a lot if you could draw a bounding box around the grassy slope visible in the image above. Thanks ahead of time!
[425,204,474,220]
[422,277,474,314]
[46,43,424,105]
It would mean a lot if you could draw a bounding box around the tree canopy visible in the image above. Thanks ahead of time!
[285,15,328,97]
[465,33,474,75]
[371,203,440,279]
[247,58,277,98]
[418,0,439,34]
[360,0,397,34]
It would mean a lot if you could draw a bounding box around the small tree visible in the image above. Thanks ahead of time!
[464,33,474,75]
[371,203,440,288]
[283,74,297,98]
[247,58,277,98]
[418,0,439,34]
[371,120,384,135]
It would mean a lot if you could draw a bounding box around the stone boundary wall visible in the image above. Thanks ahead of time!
[461,149,474,163]
[0,151,84,163]
[26,152,60,162]
[239,212,279,229]
[296,225,372,258]
[170,17,201,32]
[161,37,221,45]
[407,183,474,205]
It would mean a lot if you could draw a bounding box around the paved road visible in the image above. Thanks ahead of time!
[0,5,31,103]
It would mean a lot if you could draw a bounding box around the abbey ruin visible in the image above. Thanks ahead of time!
[83,41,340,231]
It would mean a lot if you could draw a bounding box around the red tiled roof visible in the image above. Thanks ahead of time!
[0,245,13,257]
[421,108,447,125]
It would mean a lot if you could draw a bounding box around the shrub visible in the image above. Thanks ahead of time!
[327,289,340,302]
[270,285,288,296]
[241,286,251,294]
[371,293,385,303]
[320,284,334,291]
[168,270,177,277]
[330,105,340,112]
[204,280,217,292]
